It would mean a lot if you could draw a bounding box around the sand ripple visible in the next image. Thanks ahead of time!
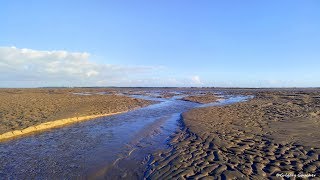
[146,90,320,179]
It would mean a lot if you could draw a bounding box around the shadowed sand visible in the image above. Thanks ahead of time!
[0,88,152,141]
[146,90,320,179]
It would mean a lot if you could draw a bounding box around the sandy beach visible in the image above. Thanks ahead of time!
[0,88,152,139]
[146,89,320,179]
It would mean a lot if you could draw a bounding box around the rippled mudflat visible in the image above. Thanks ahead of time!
[1,88,319,179]
[0,88,238,178]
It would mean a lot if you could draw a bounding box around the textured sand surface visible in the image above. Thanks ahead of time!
[0,88,152,135]
[181,93,219,104]
[146,90,320,179]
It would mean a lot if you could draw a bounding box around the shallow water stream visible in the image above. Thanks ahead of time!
[0,91,251,179]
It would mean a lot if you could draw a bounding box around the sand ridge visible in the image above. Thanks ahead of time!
[181,93,220,104]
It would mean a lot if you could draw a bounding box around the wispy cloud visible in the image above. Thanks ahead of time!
[190,75,203,85]
[0,46,202,87]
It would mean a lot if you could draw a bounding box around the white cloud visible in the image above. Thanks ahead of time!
[190,75,203,85]
[0,46,210,87]
[0,46,162,87]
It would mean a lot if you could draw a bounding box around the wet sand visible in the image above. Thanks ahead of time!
[146,89,320,179]
[0,88,152,137]
[0,89,203,179]
[2,88,320,178]
[181,93,220,104]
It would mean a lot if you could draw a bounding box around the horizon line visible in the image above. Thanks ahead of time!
[1,86,320,89]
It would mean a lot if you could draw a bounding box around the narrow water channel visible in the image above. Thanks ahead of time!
[0,92,251,179]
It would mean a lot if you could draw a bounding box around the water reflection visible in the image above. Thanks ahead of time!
[0,92,251,179]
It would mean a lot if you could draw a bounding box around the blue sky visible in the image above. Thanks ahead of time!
[1,0,320,87]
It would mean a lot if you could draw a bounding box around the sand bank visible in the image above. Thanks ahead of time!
[0,88,153,140]
[181,93,220,104]
[146,90,320,179]
[0,111,128,142]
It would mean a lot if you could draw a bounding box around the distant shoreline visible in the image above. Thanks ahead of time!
[1,87,320,89]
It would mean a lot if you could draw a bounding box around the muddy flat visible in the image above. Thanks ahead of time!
[146,89,320,179]
[0,88,152,134]
[181,92,220,104]
[1,88,320,179]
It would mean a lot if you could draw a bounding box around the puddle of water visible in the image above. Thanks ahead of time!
[200,95,254,108]
[0,91,251,179]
